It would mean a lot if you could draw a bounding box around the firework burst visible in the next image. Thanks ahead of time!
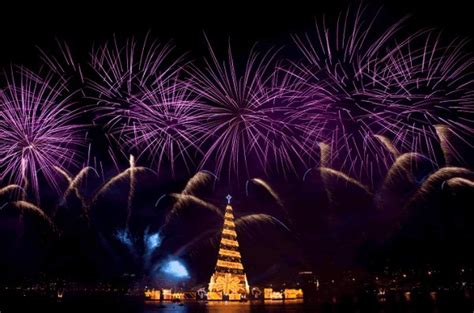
[0,68,85,203]
[102,80,204,174]
[89,34,182,107]
[38,40,85,90]
[90,35,201,174]
[290,5,413,183]
[376,32,474,165]
[188,38,310,178]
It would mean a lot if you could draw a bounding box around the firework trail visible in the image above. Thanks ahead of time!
[319,167,373,205]
[446,177,474,189]
[246,178,283,208]
[165,193,223,225]
[90,164,147,211]
[54,166,73,188]
[434,125,455,166]
[0,184,25,198]
[319,142,331,168]
[375,135,399,158]
[167,171,217,218]
[20,157,28,199]
[91,159,150,230]
[54,166,98,217]
[377,152,430,211]
[127,155,135,227]
[405,167,474,209]
[54,166,75,212]
[235,214,291,234]
[0,68,85,204]
[62,166,97,201]
[182,171,214,195]
[317,142,336,203]
[154,194,167,207]
[171,228,221,258]
[11,200,55,230]
[188,37,309,177]
[173,213,292,257]
[301,142,332,192]
[382,152,429,187]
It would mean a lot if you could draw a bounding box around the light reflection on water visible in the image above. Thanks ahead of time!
[2,294,473,313]
[144,300,310,313]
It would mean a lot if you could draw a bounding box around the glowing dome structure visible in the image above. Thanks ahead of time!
[208,195,249,300]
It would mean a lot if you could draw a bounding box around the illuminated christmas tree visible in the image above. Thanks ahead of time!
[208,195,249,300]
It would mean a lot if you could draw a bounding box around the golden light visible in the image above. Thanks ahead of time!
[208,197,249,300]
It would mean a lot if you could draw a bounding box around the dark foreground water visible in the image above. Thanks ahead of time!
[1,293,474,313]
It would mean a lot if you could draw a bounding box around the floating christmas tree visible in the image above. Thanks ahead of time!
[208,194,249,300]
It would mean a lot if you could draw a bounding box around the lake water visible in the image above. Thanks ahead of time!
[1,294,474,313]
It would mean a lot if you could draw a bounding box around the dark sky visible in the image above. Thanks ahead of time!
[1,0,474,66]
[1,0,473,285]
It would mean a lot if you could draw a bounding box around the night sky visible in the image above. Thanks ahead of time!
[0,0,473,287]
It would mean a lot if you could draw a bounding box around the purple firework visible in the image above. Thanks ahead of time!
[89,35,197,172]
[375,31,474,165]
[103,79,204,175]
[188,38,311,178]
[90,35,202,174]
[88,34,182,106]
[38,40,85,87]
[290,5,418,183]
[0,68,85,203]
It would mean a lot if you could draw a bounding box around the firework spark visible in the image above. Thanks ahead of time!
[0,68,85,203]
